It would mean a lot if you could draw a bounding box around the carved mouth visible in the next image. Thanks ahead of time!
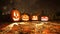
[13,18,20,21]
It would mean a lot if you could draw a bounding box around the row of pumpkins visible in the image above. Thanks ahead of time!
[11,9,49,21]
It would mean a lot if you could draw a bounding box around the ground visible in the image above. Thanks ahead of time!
[0,21,60,34]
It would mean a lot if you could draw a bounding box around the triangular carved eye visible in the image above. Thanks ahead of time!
[14,12,19,16]
[14,12,16,16]
[17,13,19,16]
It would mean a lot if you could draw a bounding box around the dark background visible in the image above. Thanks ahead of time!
[0,0,60,22]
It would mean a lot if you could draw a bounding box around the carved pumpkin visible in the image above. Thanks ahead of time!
[11,9,20,21]
[22,14,29,21]
[41,16,49,21]
[32,15,38,20]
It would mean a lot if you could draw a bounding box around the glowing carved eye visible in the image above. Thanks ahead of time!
[45,17,48,18]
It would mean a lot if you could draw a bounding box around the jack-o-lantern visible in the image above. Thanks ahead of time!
[22,14,29,21]
[11,9,20,21]
[32,15,38,20]
[41,16,49,21]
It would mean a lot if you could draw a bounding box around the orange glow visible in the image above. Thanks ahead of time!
[11,24,19,31]
[22,26,31,32]
[41,16,49,21]
[32,16,38,20]
[11,10,20,21]
[22,14,29,21]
